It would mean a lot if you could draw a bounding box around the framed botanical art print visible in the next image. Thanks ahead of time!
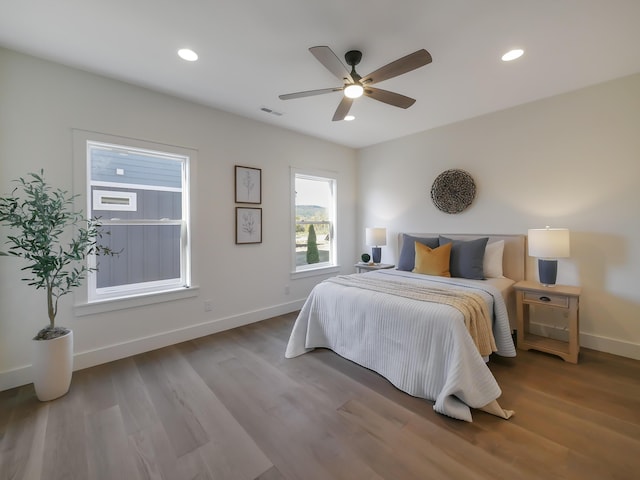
[236,207,262,244]
[235,165,261,204]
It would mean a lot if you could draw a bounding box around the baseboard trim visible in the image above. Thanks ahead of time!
[529,321,640,360]
[0,299,306,392]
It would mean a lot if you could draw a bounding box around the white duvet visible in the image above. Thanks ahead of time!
[285,269,516,422]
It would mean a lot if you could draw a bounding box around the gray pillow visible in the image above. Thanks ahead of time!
[397,234,439,271]
[438,236,489,279]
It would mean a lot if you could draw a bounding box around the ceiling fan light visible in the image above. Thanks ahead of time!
[344,84,364,99]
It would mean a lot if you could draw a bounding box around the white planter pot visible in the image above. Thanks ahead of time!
[32,329,74,401]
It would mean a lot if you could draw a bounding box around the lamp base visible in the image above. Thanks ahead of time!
[538,259,558,286]
[371,247,382,264]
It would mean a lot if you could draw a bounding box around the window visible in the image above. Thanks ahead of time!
[292,169,338,274]
[86,140,191,301]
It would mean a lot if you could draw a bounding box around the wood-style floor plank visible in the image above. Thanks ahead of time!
[137,345,273,479]
[1,311,639,479]
[126,426,165,480]
[41,377,90,480]
[0,386,48,480]
[185,343,342,480]
[255,465,287,480]
[338,398,485,480]
[134,348,210,458]
[109,356,159,436]
[85,405,142,480]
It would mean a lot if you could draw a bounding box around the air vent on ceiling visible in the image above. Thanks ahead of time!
[260,106,283,116]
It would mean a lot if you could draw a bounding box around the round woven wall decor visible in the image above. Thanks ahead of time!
[430,169,476,214]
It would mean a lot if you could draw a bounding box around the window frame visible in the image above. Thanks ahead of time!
[72,130,197,313]
[290,167,340,278]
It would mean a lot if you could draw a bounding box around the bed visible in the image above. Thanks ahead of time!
[285,233,526,422]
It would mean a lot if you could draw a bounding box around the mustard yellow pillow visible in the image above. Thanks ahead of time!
[412,241,452,277]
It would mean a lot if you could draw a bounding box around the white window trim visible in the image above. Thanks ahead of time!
[72,129,197,313]
[290,167,339,278]
[91,180,182,193]
[75,285,199,316]
[290,265,341,280]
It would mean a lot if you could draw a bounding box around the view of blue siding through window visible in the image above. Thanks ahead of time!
[89,143,185,291]
[91,147,182,188]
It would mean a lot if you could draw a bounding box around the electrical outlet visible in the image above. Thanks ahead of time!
[284,285,290,295]
[204,300,213,312]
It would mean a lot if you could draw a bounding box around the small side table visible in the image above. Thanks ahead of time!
[514,280,582,363]
[354,263,395,273]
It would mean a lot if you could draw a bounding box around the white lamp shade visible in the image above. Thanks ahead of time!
[528,228,570,259]
[365,227,387,246]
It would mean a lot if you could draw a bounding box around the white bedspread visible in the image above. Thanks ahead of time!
[285,269,516,422]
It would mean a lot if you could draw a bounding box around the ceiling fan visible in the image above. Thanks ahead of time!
[279,46,432,121]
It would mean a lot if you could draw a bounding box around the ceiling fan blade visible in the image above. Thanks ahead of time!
[332,96,353,121]
[362,49,432,85]
[364,87,416,109]
[309,46,354,83]
[279,87,343,100]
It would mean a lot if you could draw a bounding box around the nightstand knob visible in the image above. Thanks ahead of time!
[539,296,551,302]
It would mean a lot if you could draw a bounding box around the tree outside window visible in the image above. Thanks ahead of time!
[293,171,337,271]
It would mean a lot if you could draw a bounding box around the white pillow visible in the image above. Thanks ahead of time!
[483,240,504,278]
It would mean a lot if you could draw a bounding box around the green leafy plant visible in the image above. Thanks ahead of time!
[0,170,116,340]
[306,224,320,264]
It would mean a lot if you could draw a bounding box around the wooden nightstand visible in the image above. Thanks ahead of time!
[514,280,582,363]
[354,263,395,273]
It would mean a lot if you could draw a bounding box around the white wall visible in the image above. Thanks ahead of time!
[357,73,640,359]
[0,48,357,390]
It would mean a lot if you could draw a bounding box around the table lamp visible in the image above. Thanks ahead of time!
[365,227,387,264]
[528,226,570,287]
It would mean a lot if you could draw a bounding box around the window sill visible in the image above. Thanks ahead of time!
[75,286,199,316]
[290,265,340,280]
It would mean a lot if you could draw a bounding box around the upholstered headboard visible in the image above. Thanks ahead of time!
[397,233,526,281]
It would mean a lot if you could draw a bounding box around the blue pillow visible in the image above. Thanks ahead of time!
[438,236,488,279]
[397,234,439,271]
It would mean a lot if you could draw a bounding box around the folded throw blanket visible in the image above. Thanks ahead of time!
[326,274,497,356]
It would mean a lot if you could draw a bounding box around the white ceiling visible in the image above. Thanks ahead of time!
[2,0,640,149]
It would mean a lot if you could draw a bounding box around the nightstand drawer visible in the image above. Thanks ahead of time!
[522,291,569,308]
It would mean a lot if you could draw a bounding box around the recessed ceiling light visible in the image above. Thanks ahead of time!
[501,49,524,62]
[178,48,198,62]
[344,115,355,121]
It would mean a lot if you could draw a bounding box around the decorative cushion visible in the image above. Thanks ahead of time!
[397,234,439,271]
[412,241,452,277]
[483,240,505,278]
[439,236,488,279]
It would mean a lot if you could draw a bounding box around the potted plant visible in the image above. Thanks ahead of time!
[0,170,115,401]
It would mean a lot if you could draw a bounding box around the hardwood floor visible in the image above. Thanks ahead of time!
[1,312,639,479]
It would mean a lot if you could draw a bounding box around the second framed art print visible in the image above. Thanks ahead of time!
[236,207,262,244]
